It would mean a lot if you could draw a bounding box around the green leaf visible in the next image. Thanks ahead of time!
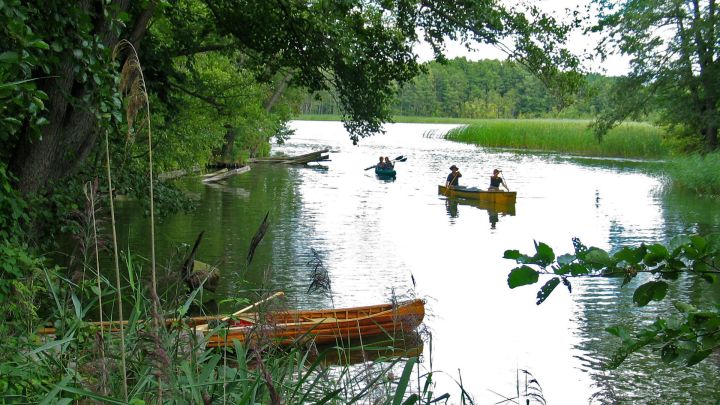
[553,264,570,275]
[668,234,691,253]
[71,293,82,319]
[28,39,50,50]
[557,253,575,266]
[613,246,645,265]
[606,325,629,340]
[685,349,712,366]
[503,249,533,264]
[660,343,679,364]
[689,235,707,253]
[0,51,19,63]
[569,262,590,276]
[584,247,613,267]
[561,276,572,293]
[536,277,560,305]
[632,281,668,306]
[534,241,555,265]
[392,357,417,405]
[673,301,697,313]
[644,244,669,265]
[507,266,540,289]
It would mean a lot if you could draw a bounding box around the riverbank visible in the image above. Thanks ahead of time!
[444,119,669,159]
[296,115,720,195]
[297,115,669,159]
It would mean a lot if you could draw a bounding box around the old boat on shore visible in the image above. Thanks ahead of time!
[38,299,426,349]
[204,298,425,347]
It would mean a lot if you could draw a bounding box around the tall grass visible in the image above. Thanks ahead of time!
[665,151,720,196]
[444,119,669,159]
[27,257,437,404]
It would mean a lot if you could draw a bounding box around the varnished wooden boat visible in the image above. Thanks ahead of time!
[38,299,425,349]
[438,185,516,204]
[205,299,425,348]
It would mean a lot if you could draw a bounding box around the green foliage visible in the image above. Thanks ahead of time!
[205,0,580,142]
[0,0,51,159]
[0,164,45,326]
[304,59,618,120]
[445,119,669,158]
[665,151,720,196]
[504,234,720,368]
[592,0,720,151]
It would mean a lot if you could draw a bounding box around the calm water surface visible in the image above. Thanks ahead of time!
[117,120,720,403]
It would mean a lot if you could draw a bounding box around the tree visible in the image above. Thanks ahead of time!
[2,0,581,198]
[592,0,720,151]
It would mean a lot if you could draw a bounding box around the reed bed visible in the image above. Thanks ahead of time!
[665,151,720,196]
[444,119,669,159]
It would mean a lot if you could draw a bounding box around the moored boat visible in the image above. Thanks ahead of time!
[38,299,426,349]
[438,185,516,204]
[205,298,425,347]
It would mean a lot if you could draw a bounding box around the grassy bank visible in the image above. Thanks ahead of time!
[665,151,720,196]
[296,115,669,159]
[444,119,669,159]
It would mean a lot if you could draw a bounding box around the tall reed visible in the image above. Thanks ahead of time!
[444,119,669,159]
[665,151,720,196]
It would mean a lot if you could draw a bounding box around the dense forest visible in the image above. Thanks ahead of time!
[301,58,617,119]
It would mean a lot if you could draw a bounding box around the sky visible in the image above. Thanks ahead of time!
[414,0,631,77]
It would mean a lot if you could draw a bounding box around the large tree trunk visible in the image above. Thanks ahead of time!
[704,124,719,151]
[220,128,236,162]
[8,0,154,195]
[264,72,293,112]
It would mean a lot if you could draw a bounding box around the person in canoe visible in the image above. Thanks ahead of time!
[488,169,509,191]
[446,165,461,188]
[377,156,387,169]
[384,156,394,168]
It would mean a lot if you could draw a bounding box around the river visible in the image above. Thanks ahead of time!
[115,120,720,403]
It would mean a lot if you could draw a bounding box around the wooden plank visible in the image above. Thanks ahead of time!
[202,166,251,183]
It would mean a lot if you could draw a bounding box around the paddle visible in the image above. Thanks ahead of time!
[444,171,459,196]
[499,170,510,191]
[364,155,405,170]
[196,291,285,331]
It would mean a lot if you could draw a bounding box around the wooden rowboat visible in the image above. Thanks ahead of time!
[38,299,425,349]
[204,299,425,348]
[438,185,516,205]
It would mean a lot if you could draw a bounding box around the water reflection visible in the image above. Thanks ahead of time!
[313,332,424,366]
[111,120,720,403]
[375,173,396,182]
[442,196,515,229]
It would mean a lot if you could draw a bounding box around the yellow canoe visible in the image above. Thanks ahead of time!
[438,185,516,205]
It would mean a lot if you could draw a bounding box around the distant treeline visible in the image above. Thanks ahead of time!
[301,58,617,119]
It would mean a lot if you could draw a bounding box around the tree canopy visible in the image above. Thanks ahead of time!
[592,0,720,151]
[302,58,617,119]
[1,0,580,196]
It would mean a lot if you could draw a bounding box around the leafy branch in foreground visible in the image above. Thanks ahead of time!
[504,235,720,368]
